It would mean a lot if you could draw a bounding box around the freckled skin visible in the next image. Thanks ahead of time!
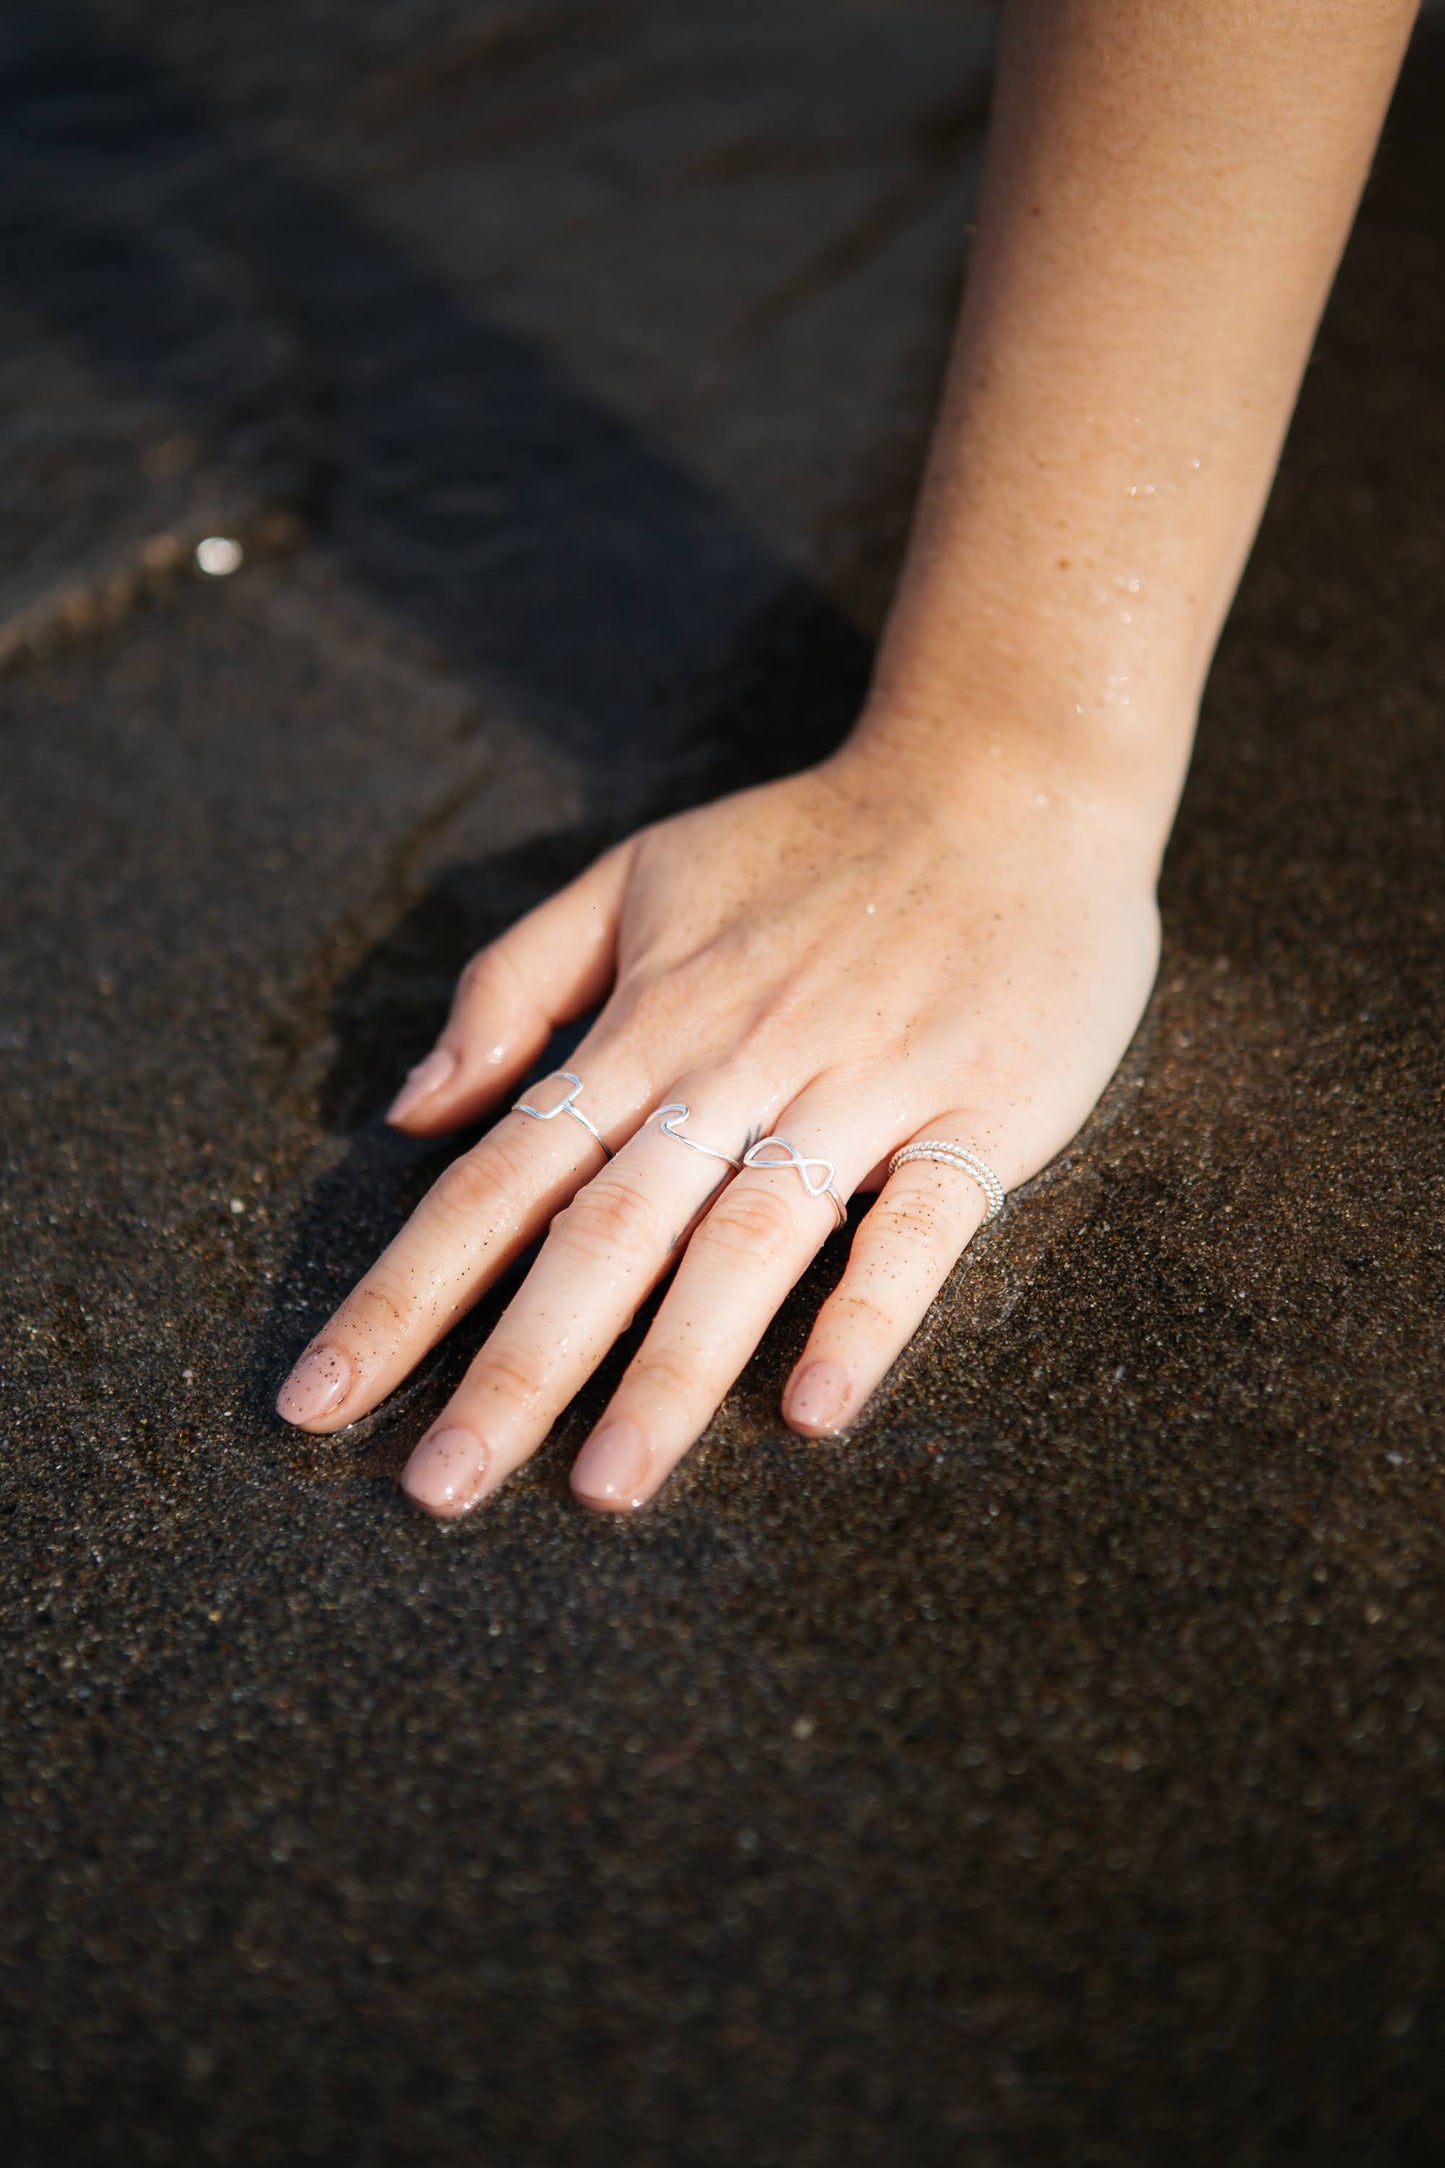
[276,0,1418,1511]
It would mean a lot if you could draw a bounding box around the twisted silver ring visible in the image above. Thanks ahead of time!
[654,1102,742,1173]
[742,1135,847,1229]
[511,1069,612,1159]
[888,1140,1005,1223]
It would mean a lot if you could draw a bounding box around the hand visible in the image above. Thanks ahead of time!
[275,739,1161,1512]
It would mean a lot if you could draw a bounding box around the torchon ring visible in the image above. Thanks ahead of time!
[887,1139,1005,1222]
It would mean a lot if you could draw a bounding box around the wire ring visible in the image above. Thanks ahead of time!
[742,1135,847,1229]
[511,1070,612,1159]
[653,1102,743,1172]
[887,1140,1005,1223]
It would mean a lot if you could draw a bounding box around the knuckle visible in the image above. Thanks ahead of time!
[470,1343,547,1411]
[820,1287,897,1344]
[610,971,675,1040]
[626,1341,699,1402]
[811,1057,880,1099]
[430,1146,516,1228]
[455,944,538,1039]
[342,1268,414,1345]
[457,944,510,1005]
[550,1176,661,1267]
[873,1182,962,1254]
[698,1181,799,1264]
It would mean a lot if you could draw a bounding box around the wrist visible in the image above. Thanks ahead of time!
[831,651,1194,881]
[842,574,1207,854]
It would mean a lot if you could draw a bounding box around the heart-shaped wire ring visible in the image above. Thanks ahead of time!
[511,1069,611,1159]
[742,1135,847,1229]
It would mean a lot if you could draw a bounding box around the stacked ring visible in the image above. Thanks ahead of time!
[888,1140,1005,1222]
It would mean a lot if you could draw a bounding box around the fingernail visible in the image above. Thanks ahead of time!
[401,1426,489,1516]
[276,1343,352,1425]
[785,1360,849,1436]
[387,1046,458,1123]
[571,1420,652,1510]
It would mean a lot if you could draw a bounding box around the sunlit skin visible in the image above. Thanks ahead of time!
[277,0,1419,1513]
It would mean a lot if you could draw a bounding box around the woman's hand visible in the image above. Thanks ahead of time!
[275,733,1162,1513]
[274,0,1416,1512]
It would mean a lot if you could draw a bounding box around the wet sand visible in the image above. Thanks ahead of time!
[2,5,1442,2162]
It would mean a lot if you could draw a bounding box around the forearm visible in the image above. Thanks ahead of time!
[852,0,1418,835]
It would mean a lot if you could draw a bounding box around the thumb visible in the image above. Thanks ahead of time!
[385,839,635,1134]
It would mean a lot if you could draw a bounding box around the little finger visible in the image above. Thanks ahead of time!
[784,1123,1009,1438]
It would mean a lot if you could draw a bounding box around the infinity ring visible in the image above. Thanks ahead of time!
[742,1135,847,1229]
[511,1070,612,1159]
[654,1102,742,1173]
[888,1139,1005,1223]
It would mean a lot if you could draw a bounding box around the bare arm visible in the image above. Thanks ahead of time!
[857,0,1418,835]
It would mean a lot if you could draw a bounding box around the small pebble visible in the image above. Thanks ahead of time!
[196,536,244,577]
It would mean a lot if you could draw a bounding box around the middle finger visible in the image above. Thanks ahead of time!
[570,1080,896,1510]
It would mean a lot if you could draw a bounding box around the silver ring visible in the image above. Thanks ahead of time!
[654,1102,742,1173]
[511,1069,612,1159]
[742,1135,847,1229]
[887,1140,1005,1222]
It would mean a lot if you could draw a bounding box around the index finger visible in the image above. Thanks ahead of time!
[274,1059,648,1432]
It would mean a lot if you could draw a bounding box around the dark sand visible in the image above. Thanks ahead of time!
[2,5,1442,2162]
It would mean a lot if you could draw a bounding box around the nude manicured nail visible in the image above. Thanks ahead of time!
[276,1343,352,1425]
[401,1426,489,1516]
[387,1046,458,1123]
[785,1360,849,1436]
[572,1420,651,1510]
